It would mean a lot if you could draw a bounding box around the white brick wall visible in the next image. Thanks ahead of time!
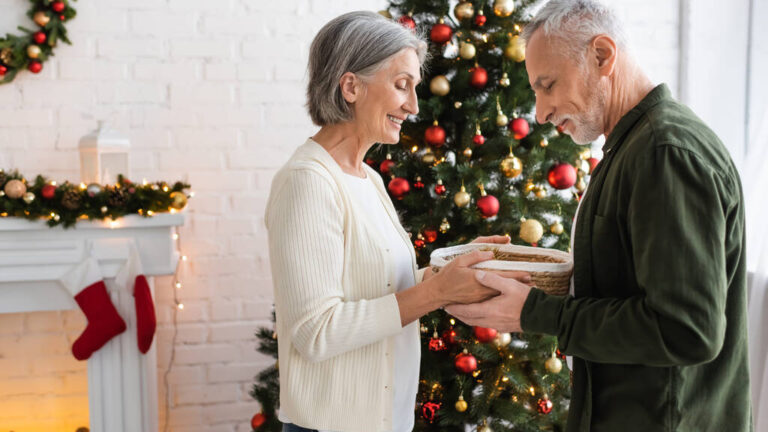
[0,1,678,430]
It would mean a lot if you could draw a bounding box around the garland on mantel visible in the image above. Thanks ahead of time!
[0,169,191,228]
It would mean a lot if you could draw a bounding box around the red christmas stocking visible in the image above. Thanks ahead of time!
[133,275,156,354]
[62,258,127,360]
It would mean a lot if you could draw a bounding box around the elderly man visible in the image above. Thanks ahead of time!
[446,1,752,431]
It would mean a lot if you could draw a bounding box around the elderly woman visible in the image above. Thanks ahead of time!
[265,11,526,432]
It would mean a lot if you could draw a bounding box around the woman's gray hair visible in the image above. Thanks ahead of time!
[306,11,429,126]
[521,0,628,64]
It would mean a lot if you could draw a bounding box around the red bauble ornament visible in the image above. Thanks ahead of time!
[430,23,453,44]
[509,117,530,140]
[474,14,487,26]
[414,179,425,189]
[428,333,446,351]
[588,157,600,173]
[388,177,410,199]
[477,194,499,218]
[425,124,446,147]
[41,184,57,199]
[421,401,442,423]
[434,183,446,195]
[537,398,553,414]
[28,61,42,74]
[33,31,47,44]
[443,328,458,345]
[398,15,416,31]
[414,238,426,249]
[473,326,498,343]
[52,1,66,12]
[424,229,437,243]
[547,163,577,189]
[59,14,66,21]
[251,412,267,428]
[379,159,395,175]
[469,66,488,89]
[455,352,478,373]
[473,133,485,145]
[0,65,6,76]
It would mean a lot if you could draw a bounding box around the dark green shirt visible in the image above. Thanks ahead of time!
[521,84,752,431]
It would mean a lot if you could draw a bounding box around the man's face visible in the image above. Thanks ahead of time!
[525,30,607,144]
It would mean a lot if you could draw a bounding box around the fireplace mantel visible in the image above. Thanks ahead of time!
[0,213,185,432]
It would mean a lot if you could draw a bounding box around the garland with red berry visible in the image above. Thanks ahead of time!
[0,0,77,83]
[0,169,191,228]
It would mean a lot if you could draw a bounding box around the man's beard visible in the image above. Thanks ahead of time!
[561,78,607,145]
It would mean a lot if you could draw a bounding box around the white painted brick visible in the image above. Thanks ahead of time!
[98,81,168,104]
[175,383,241,405]
[169,0,235,12]
[59,58,128,80]
[159,149,224,170]
[185,171,251,192]
[209,323,257,342]
[0,109,55,126]
[207,363,260,383]
[134,60,202,82]
[243,37,303,60]
[202,401,260,425]
[98,37,167,58]
[242,301,275,321]
[204,63,238,81]
[199,107,261,127]
[237,63,271,81]
[170,39,236,59]
[130,11,198,37]
[174,128,240,148]
[174,344,239,365]
[72,8,129,33]
[210,300,241,322]
[171,83,234,106]
[202,15,263,36]
[241,82,305,104]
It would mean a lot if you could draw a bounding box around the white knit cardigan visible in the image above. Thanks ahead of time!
[265,139,426,431]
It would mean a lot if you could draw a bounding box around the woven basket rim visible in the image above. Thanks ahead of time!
[430,243,573,273]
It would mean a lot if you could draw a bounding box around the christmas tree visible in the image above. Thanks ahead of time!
[252,0,598,430]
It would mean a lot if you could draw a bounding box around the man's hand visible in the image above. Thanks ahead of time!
[445,270,533,333]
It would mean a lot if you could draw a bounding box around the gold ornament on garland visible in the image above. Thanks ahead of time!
[4,179,27,199]
[169,191,188,210]
[0,48,12,64]
[439,218,451,233]
[520,218,544,244]
[550,222,564,235]
[493,0,514,17]
[33,11,51,27]
[22,191,35,204]
[540,137,549,147]
[454,1,475,20]
[26,45,42,59]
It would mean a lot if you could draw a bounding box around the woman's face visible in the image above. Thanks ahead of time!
[351,49,421,144]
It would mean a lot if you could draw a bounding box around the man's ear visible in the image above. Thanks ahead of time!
[592,34,617,77]
[339,72,360,103]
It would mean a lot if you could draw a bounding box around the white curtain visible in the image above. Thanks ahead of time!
[746,109,768,431]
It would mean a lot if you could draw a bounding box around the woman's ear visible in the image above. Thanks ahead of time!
[339,72,360,103]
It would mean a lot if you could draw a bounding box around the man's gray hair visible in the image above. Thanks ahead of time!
[306,11,429,126]
[521,0,628,63]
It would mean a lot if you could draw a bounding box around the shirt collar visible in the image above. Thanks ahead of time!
[602,83,672,154]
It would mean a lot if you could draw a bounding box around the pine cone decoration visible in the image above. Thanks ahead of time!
[107,187,127,208]
[61,189,82,210]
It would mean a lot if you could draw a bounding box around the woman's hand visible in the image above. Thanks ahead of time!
[471,234,511,245]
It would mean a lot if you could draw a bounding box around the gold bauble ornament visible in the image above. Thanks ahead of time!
[454,101,463,109]
[169,191,188,210]
[101,206,108,214]
[520,219,544,244]
[575,177,587,192]
[496,113,509,127]
[504,35,525,62]
[422,151,436,164]
[545,353,563,373]
[478,425,493,432]
[454,1,475,20]
[23,192,35,204]
[0,48,12,64]
[459,42,476,59]
[499,72,510,87]
[33,11,51,27]
[439,218,451,233]
[540,137,549,148]
[550,222,564,235]
[463,147,473,158]
[430,75,450,96]
[523,180,535,194]
[493,0,515,17]
[455,394,468,412]
[4,179,27,199]
[535,187,547,198]
[378,10,392,19]
[27,45,42,59]
[494,332,512,346]
[453,185,471,207]
[500,155,523,178]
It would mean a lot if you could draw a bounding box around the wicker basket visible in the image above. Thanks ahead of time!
[430,243,573,295]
